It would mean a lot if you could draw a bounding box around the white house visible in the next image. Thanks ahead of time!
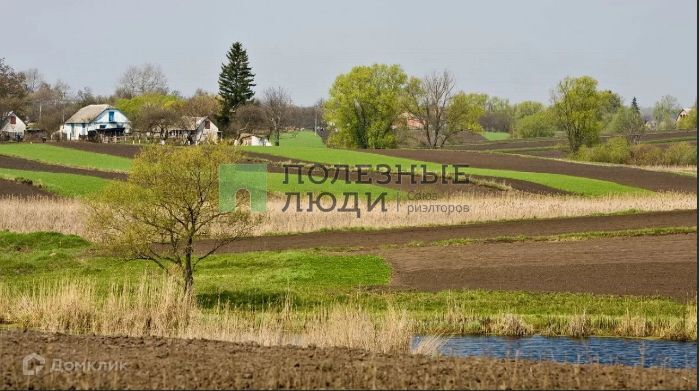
[167,116,220,144]
[0,112,26,140]
[235,133,272,146]
[676,107,693,123]
[61,104,130,141]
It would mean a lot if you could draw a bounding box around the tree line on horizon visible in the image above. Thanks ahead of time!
[1,44,697,149]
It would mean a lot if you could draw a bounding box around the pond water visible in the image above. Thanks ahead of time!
[413,335,697,369]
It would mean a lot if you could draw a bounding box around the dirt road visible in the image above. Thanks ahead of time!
[202,209,697,253]
[1,330,694,390]
[379,233,697,298]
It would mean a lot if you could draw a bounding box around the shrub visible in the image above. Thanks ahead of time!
[629,144,664,165]
[574,137,630,164]
[577,140,697,166]
[663,142,697,166]
[514,110,556,139]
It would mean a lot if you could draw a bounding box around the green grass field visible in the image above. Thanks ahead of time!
[1,231,691,337]
[0,144,132,172]
[278,130,325,148]
[242,146,646,196]
[0,168,111,197]
[1,136,645,196]
[481,131,511,141]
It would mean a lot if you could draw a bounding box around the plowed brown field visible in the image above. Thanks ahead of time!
[1,331,694,390]
[380,233,697,298]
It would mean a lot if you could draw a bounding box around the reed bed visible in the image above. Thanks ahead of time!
[0,278,413,354]
[1,278,695,344]
[1,192,696,238]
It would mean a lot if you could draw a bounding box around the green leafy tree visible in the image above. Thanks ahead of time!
[115,93,182,120]
[89,145,258,295]
[652,95,681,130]
[608,106,645,143]
[325,64,407,148]
[598,90,623,131]
[514,109,557,138]
[115,94,184,139]
[446,92,486,135]
[677,106,697,130]
[514,101,545,121]
[551,76,603,152]
[218,42,255,130]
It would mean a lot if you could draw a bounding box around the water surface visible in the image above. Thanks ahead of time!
[413,335,697,368]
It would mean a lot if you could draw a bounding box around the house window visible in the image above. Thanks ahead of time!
[204,120,210,129]
[10,115,16,125]
[108,111,115,122]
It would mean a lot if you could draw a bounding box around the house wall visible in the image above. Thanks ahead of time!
[0,116,27,135]
[195,120,220,143]
[62,108,130,139]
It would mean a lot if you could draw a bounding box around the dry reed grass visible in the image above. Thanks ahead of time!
[1,192,696,238]
[1,278,413,354]
[1,279,695,344]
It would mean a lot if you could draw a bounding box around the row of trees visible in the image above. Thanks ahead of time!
[322,63,696,151]
[0,54,321,142]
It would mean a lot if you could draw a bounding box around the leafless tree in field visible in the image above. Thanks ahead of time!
[116,63,169,97]
[261,86,292,145]
[403,70,456,148]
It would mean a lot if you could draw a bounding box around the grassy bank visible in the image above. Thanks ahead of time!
[0,231,694,341]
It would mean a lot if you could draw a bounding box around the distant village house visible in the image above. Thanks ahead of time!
[0,112,26,141]
[235,133,272,146]
[676,107,693,123]
[166,116,220,144]
[60,104,130,141]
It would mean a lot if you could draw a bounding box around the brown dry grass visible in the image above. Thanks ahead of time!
[1,192,696,238]
[1,278,413,355]
[256,192,697,235]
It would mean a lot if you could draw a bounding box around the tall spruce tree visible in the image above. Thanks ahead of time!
[631,97,641,114]
[218,42,255,129]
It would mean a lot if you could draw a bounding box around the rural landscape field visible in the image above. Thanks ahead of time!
[1,1,697,390]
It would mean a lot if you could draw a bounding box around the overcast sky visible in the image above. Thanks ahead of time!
[2,0,696,106]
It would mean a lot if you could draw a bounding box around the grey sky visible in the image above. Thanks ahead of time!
[2,0,696,107]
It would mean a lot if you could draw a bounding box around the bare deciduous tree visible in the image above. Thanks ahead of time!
[21,68,44,93]
[132,104,183,140]
[227,102,265,140]
[261,86,292,145]
[403,70,456,148]
[116,63,169,98]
